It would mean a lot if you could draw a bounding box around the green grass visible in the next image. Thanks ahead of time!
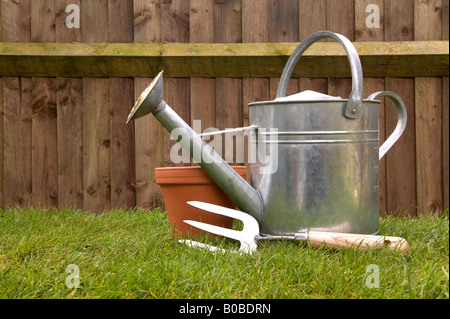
[0,207,448,299]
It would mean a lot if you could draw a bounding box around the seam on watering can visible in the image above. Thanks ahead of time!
[152,101,167,115]
[263,139,379,144]
[255,189,265,222]
[259,130,379,136]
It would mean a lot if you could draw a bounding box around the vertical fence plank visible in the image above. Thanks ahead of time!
[0,76,2,208]
[82,78,110,213]
[242,0,269,45]
[215,78,243,164]
[442,0,449,212]
[0,0,3,209]
[31,75,58,207]
[326,0,354,98]
[355,0,387,215]
[384,78,416,215]
[56,77,83,209]
[415,0,443,215]
[31,0,58,209]
[385,0,416,216]
[299,0,327,93]
[190,0,215,144]
[56,0,81,42]
[110,77,135,209]
[443,75,449,212]
[269,0,299,42]
[2,76,33,208]
[133,0,164,208]
[415,76,443,215]
[109,0,136,210]
[1,0,32,209]
[269,0,299,99]
[55,0,83,210]
[242,0,270,108]
[82,0,111,213]
[242,0,270,178]
[215,0,242,165]
[161,0,190,167]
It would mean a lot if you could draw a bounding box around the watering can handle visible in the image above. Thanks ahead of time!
[367,91,408,160]
[276,31,364,119]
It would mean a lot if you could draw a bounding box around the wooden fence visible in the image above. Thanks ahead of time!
[0,0,448,216]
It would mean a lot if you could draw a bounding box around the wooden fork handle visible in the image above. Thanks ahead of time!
[308,231,409,252]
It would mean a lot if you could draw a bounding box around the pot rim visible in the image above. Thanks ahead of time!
[155,165,247,185]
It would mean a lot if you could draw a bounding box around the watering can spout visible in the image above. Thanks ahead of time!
[127,71,164,124]
[127,71,264,222]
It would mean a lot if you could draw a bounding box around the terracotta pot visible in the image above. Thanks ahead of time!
[155,166,247,237]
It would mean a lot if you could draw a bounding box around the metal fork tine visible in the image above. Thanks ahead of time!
[184,220,243,241]
[183,201,260,254]
[188,201,260,234]
[187,201,247,221]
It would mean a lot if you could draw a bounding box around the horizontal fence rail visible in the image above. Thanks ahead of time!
[0,41,448,78]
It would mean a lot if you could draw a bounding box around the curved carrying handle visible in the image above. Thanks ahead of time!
[367,91,407,160]
[276,31,364,119]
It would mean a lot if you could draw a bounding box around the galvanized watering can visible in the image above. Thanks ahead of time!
[127,31,407,236]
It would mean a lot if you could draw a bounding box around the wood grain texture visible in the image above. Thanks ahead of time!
[82,78,110,212]
[133,0,164,208]
[81,0,108,43]
[0,0,2,208]
[355,0,386,215]
[2,0,32,208]
[109,0,136,209]
[415,77,443,215]
[326,0,354,99]
[56,0,83,209]
[415,0,444,215]
[443,76,449,212]
[242,0,270,179]
[0,84,2,208]
[215,0,242,165]
[299,0,327,94]
[161,0,190,167]
[81,0,110,213]
[0,41,448,78]
[384,78,416,216]
[56,78,83,209]
[269,0,299,99]
[385,0,416,216]
[31,0,58,208]
[31,76,58,208]
[190,0,215,159]
[2,77,33,207]
[443,0,449,211]
[110,77,136,209]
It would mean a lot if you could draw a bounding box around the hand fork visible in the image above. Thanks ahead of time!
[180,201,261,254]
[179,201,410,254]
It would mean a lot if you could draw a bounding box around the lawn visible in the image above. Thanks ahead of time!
[0,206,448,299]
